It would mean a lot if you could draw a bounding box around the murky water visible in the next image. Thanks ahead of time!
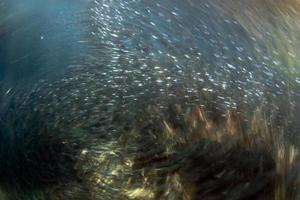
[0,0,300,199]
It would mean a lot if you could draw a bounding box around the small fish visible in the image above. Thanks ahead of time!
[5,88,12,95]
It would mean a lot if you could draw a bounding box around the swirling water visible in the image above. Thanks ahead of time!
[0,0,300,199]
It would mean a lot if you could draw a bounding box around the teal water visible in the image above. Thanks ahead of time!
[0,0,89,90]
[0,0,300,199]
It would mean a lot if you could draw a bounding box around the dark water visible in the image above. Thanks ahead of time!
[0,0,300,199]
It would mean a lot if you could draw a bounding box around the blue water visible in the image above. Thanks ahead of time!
[1,0,300,199]
[0,0,90,91]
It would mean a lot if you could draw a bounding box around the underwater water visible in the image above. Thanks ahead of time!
[0,0,300,199]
